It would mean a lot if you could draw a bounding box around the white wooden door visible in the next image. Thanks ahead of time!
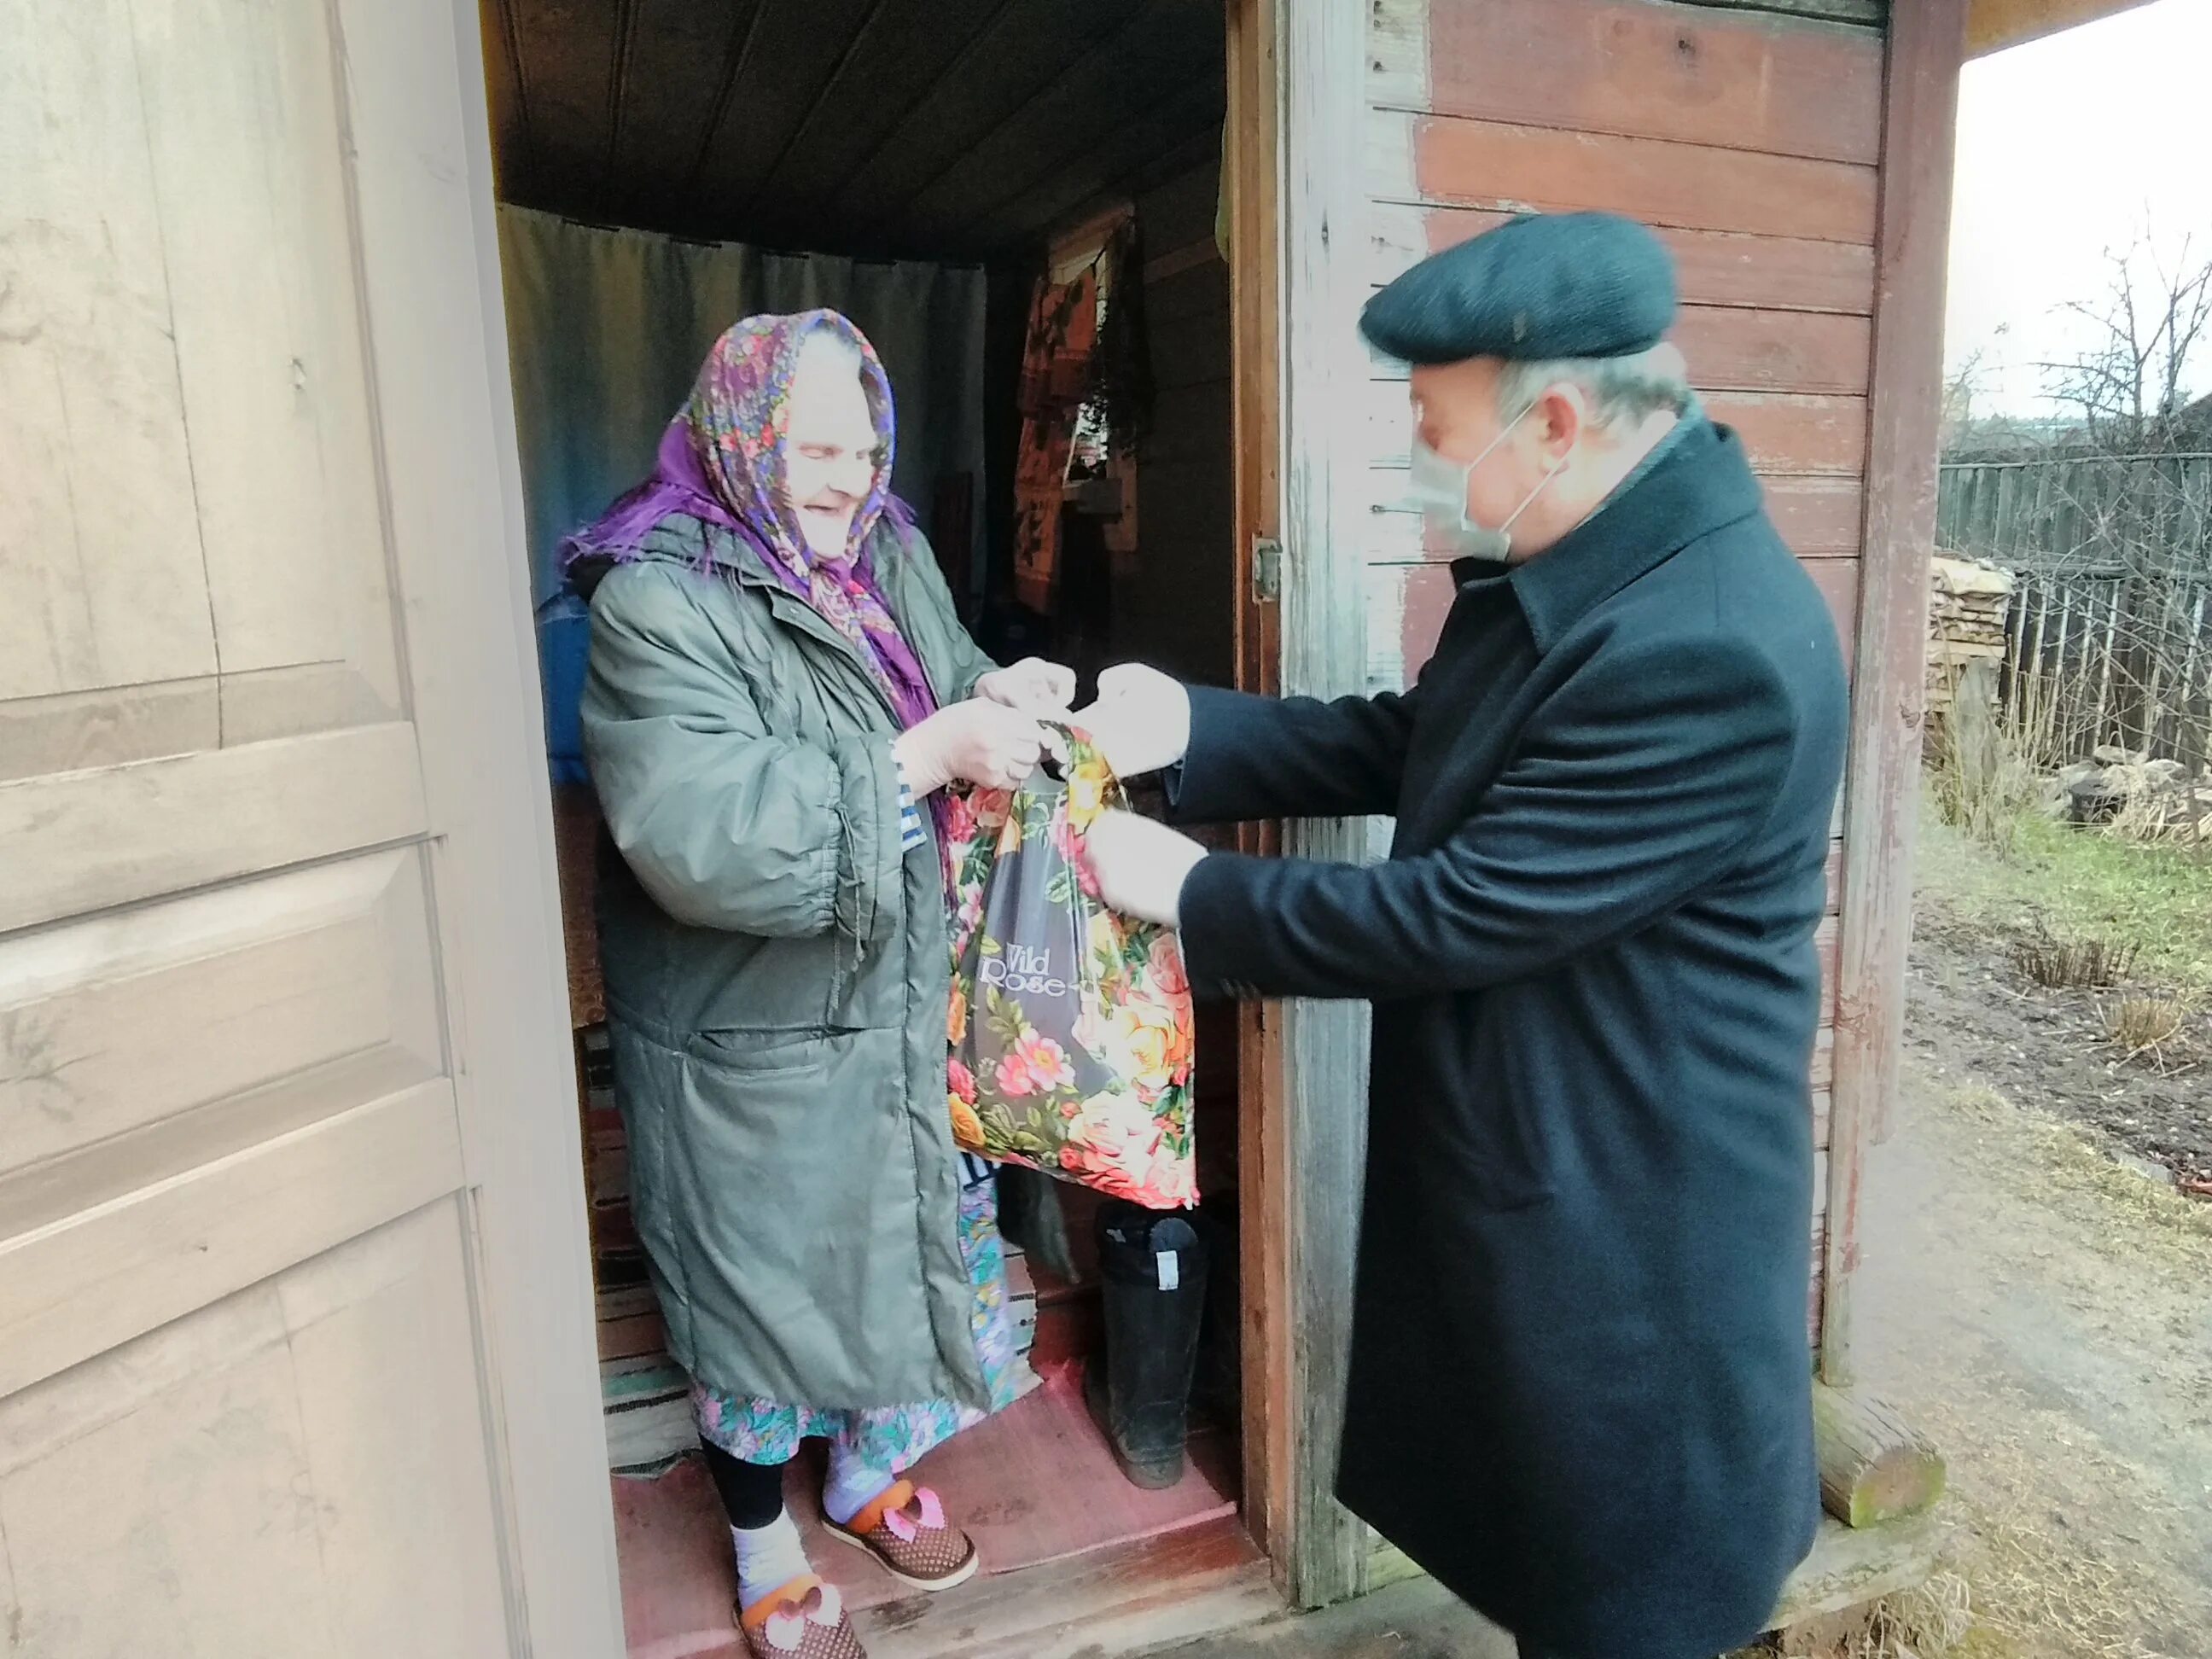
[0,0,621,1653]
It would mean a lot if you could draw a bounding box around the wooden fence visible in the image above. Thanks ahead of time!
[1937,455,2212,771]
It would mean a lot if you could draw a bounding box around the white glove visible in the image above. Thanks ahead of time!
[1071,663,1190,778]
[975,657,1077,715]
[1084,809,1208,928]
[894,699,1046,793]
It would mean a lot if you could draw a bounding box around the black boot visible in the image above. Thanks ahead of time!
[1086,1200,1208,1489]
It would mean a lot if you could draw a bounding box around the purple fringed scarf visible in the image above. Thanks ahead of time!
[563,311,940,737]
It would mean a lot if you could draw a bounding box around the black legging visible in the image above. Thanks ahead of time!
[701,1441,789,1529]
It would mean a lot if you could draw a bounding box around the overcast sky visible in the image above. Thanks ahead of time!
[1943,0,2212,416]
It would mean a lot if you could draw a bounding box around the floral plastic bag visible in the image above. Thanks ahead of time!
[945,728,1196,1210]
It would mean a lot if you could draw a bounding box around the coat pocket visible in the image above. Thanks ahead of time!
[686,1027,852,1077]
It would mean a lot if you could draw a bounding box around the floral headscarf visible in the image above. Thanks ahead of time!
[565,311,938,734]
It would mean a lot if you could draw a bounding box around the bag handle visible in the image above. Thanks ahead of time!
[990,720,1141,817]
[1034,719,1126,804]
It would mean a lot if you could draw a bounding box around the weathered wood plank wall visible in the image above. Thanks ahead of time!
[1364,0,1888,1343]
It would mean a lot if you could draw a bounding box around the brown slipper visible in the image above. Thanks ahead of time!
[823,1480,979,1592]
[736,1575,866,1658]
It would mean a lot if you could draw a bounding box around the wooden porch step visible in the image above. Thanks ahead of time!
[1366,1509,1946,1637]
[1771,1511,1947,1629]
[612,1372,1246,1658]
[602,1351,692,1474]
[859,1516,1272,1659]
[592,1253,1097,1474]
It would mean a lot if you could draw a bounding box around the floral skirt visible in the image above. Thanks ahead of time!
[690,1157,1039,1473]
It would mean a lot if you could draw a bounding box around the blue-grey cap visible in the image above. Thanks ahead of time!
[1359,211,1678,365]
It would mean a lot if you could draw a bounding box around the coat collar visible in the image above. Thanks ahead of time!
[625,512,916,714]
[1452,422,1767,655]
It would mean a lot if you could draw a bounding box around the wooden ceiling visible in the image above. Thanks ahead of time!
[480,0,1227,263]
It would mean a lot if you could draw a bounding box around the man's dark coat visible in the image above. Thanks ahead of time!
[1173,422,1849,1659]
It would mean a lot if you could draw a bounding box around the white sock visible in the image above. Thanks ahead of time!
[821,1452,898,1528]
[731,1510,811,1610]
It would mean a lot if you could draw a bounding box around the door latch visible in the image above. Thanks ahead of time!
[1251,536,1284,604]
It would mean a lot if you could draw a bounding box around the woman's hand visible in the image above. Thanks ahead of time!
[894,700,1047,794]
[975,657,1077,716]
[1070,664,1190,778]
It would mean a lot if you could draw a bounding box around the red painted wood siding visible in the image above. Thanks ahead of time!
[1365,0,1886,1337]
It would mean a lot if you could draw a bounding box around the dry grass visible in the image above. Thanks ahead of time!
[2008,926,2139,990]
[1854,1573,1976,1658]
[2100,994,2190,1057]
[1749,1575,1977,1659]
[2102,778,2212,847]
[1926,719,2046,854]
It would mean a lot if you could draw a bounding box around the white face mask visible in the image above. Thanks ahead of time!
[1406,406,1567,563]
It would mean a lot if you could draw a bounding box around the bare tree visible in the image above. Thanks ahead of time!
[1961,233,2212,771]
[2040,235,2212,451]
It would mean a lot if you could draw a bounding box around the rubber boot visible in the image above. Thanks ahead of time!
[1086,1200,1208,1489]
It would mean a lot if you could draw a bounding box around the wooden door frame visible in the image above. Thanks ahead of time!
[364,0,628,1649]
[1226,0,1377,1611]
[432,0,1379,1635]
[1820,0,1970,1388]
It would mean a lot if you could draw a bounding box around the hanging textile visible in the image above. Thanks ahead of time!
[1086,218,1151,462]
[1010,212,1150,618]
[1010,266,1099,616]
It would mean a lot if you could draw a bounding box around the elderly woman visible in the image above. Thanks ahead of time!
[569,311,1068,1658]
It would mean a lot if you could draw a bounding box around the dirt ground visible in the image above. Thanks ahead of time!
[1165,823,2212,1659]
[1907,908,2212,1190]
[1853,924,2212,1657]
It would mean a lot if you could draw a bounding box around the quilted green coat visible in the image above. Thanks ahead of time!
[579,512,997,1409]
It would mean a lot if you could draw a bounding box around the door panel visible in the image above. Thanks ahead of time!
[1,0,614,1650]
[0,853,441,1174]
[0,1202,510,1659]
[0,0,403,765]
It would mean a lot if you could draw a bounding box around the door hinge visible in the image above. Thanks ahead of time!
[1251,536,1284,604]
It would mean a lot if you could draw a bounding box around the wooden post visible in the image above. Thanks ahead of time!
[1813,1383,1947,1528]
[1822,0,1970,1383]
[2052,586,2077,753]
[1225,0,1287,1575]
[1246,0,1376,1612]
[2028,579,2054,754]
[1952,659,2001,818]
[2093,585,2121,750]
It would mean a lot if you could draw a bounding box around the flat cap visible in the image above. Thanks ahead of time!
[1359,211,1677,365]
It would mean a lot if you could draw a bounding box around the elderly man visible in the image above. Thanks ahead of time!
[1079,212,1848,1659]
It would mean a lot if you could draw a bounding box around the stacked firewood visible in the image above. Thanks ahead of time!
[1926,553,2014,729]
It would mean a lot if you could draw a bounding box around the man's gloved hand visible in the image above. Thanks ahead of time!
[975,657,1077,716]
[1070,663,1191,779]
[893,699,1046,793]
[1083,809,1208,928]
